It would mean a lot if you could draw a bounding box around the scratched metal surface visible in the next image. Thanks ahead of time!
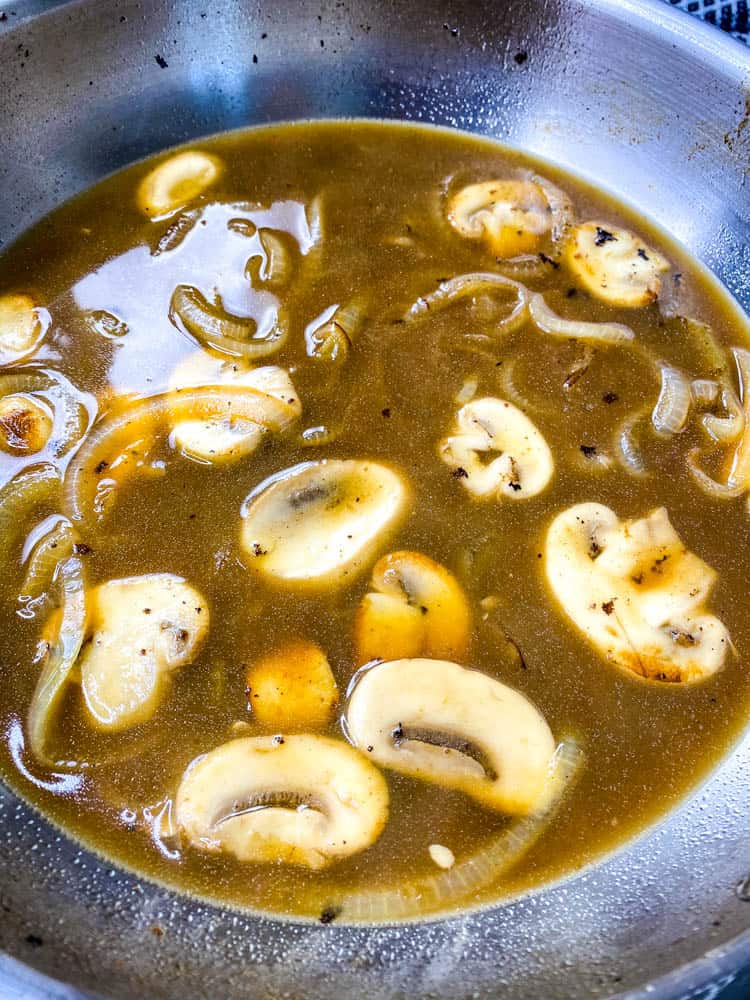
[0,1,749,998]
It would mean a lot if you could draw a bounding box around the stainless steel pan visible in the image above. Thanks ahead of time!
[0,1,749,996]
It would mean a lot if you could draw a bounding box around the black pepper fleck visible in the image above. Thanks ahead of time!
[320,906,341,924]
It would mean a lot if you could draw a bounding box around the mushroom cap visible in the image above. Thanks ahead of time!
[240,459,409,588]
[346,658,556,815]
[246,638,338,729]
[80,573,209,731]
[137,150,223,220]
[175,734,389,869]
[439,396,554,500]
[545,503,730,683]
[354,550,472,663]
[562,222,669,308]
[0,393,53,455]
[447,180,551,257]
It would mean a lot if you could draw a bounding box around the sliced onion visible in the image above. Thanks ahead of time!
[494,254,549,282]
[64,388,297,524]
[498,358,558,416]
[702,384,744,443]
[725,347,750,491]
[21,516,75,599]
[691,378,720,407]
[170,284,288,359]
[529,293,634,345]
[684,317,727,374]
[0,464,61,559]
[454,375,479,405]
[306,194,323,248]
[615,406,651,477]
[530,173,575,242]
[686,448,746,499]
[27,555,86,766]
[651,364,691,435]
[254,230,294,289]
[405,272,529,335]
[305,298,367,362]
[336,739,583,922]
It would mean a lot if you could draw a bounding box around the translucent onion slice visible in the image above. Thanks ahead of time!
[691,378,720,407]
[0,464,61,559]
[305,298,367,362]
[497,358,559,417]
[336,738,582,922]
[651,364,691,435]
[64,388,297,523]
[725,347,750,491]
[702,384,744,444]
[21,516,75,598]
[529,293,635,345]
[493,254,549,282]
[27,555,86,766]
[404,272,529,334]
[170,284,288,359]
[530,173,576,243]
[255,230,293,289]
[687,448,747,499]
[614,406,651,477]
[683,317,728,375]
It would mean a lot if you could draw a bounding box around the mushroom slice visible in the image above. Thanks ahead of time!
[137,150,222,220]
[346,658,556,815]
[175,734,389,869]
[545,503,730,683]
[439,397,554,500]
[562,222,669,308]
[240,460,409,588]
[447,180,551,258]
[0,294,49,362]
[0,393,53,455]
[168,351,301,463]
[79,574,209,731]
[354,551,472,663]
[246,639,338,729]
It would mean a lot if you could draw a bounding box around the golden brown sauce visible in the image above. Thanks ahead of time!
[0,120,748,922]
